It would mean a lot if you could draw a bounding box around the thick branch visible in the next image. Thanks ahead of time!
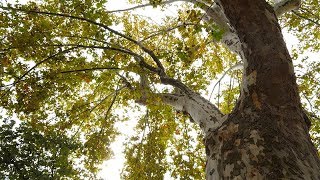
[202,0,301,57]
[127,71,225,133]
[132,70,225,133]
[160,92,225,133]
[198,2,230,31]
[274,0,301,16]
[159,76,193,94]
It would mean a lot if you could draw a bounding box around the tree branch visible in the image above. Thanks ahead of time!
[106,0,207,13]
[35,43,160,73]
[59,35,111,44]
[198,1,230,31]
[299,7,320,20]
[100,84,120,134]
[131,73,225,133]
[292,11,320,27]
[71,84,125,139]
[157,92,225,133]
[139,22,197,42]
[1,42,159,89]
[116,72,134,91]
[209,62,243,101]
[274,0,301,16]
[0,47,78,88]
[159,76,193,94]
[59,67,120,74]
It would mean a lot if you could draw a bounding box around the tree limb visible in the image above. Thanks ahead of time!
[100,83,120,134]
[131,72,225,133]
[157,92,225,133]
[274,0,301,16]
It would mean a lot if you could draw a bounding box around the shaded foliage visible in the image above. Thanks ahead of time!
[0,118,86,179]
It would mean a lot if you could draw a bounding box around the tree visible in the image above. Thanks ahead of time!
[0,119,86,179]
[0,0,319,179]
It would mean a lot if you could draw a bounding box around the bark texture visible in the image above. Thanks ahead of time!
[204,0,320,179]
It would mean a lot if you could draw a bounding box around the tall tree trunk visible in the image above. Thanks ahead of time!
[204,0,320,179]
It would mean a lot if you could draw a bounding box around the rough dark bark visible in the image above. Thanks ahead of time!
[204,0,320,179]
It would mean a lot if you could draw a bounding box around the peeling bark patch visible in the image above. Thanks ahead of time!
[246,70,257,86]
[249,130,263,144]
[234,139,241,146]
[210,115,218,122]
[248,131,265,162]
[251,91,262,110]
[209,168,215,175]
[249,168,263,179]
[223,163,234,177]
[205,135,216,157]
[249,144,265,162]
[218,123,239,141]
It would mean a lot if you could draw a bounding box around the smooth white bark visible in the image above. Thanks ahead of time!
[160,92,225,133]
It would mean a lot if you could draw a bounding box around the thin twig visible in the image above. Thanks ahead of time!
[196,0,216,25]
[299,7,319,20]
[60,67,120,74]
[4,42,160,74]
[99,79,122,134]
[139,22,196,42]
[71,85,125,139]
[292,11,320,27]
[302,92,314,113]
[116,72,134,90]
[106,0,201,13]
[1,47,77,88]
[209,62,243,101]
[0,47,78,100]
[136,110,149,158]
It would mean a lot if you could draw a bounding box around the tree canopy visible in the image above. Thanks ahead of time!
[0,0,319,178]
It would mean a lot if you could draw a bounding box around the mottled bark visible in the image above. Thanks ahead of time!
[160,92,225,132]
[204,0,320,179]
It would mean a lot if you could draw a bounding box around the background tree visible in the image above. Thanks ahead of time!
[0,0,319,179]
[0,119,87,179]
